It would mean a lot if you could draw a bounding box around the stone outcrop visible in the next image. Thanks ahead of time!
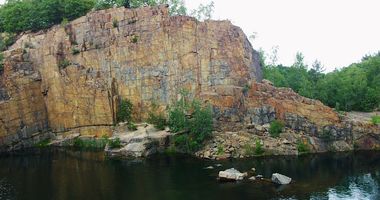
[218,168,246,181]
[105,123,171,158]
[0,5,261,150]
[0,5,378,154]
[271,173,292,185]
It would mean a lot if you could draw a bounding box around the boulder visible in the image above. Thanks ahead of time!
[218,168,245,181]
[271,173,292,184]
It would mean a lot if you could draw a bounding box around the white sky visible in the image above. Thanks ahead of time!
[1,0,379,71]
[187,0,380,71]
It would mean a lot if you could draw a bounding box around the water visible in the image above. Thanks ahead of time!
[0,149,379,200]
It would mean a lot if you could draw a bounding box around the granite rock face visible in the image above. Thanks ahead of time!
[0,5,261,150]
[0,5,378,153]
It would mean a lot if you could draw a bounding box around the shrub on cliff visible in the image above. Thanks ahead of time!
[269,120,284,138]
[117,99,133,123]
[169,90,213,152]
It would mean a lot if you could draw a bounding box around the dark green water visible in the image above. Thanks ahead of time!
[0,149,380,200]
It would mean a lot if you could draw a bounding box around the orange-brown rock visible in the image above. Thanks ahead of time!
[0,5,378,153]
[0,5,261,150]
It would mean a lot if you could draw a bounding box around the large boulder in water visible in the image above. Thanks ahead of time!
[218,168,246,181]
[271,173,292,184]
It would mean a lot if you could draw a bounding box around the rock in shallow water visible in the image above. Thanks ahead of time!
[271,173,292,184]
[218,168,246,181]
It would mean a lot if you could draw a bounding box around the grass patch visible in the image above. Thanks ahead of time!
[34,139,50,148]
[297,139,310,154]
[73,138,108,150]
[254,139,264,155]
[216,145,224,155]
[371,115,380,125]
[269,120,284,138]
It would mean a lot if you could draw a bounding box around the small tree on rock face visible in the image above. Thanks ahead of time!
[117,99,133,123]
[169,89,213,152]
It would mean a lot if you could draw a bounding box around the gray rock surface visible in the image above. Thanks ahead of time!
[218,168,245,181]
[271,173,292,184]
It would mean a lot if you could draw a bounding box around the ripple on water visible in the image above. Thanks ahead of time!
[0,178,15,200]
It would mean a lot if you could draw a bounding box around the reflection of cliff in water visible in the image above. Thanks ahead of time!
[0,150,379,200]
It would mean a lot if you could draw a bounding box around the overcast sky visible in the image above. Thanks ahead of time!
[187,0,380,71]
[1,0,379,71]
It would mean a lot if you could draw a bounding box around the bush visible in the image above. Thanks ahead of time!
[147,103,167,130]
[127,122,137,131]
[269,120,284,137]
[297,139,310,154]
[108,138,122,149]
[216,145,224,155]
[112,18,119,28]
[71,48,80,55]
[131,35,138,43]
[116,99,133,123]
[371,115,380,125]
[58,59,70,69]
[254,139,264,155]
[169,90,213,152]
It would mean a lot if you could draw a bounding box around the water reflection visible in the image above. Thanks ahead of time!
[0,149,379,200]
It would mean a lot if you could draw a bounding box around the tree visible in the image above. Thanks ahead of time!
[190,1,214,21]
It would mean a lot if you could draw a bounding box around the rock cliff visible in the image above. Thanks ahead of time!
[0,5,378,153]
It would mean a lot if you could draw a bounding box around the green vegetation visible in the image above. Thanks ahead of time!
[242,84,251,95]
[127,122,137,131]
[269,120,284,138]
[169,90,213,152]
[262,50,380,112]
[372,115,380,125]
[108,138,122,149]
[73,137,108,150]
[147,103,167,130]
[71,48,80,55]
[243,139,264,156]
[0,52,3,70]
[112,18,119,28]
[116,99,133,123]
[72,135,123,150]
[34,139,51,148]
[0,0,214,34]
[131,35,138,43]
[216,144,224,155]
[0,0,95,33]
[254,139,264,155]
[0,33,15,50]
[58,59,71,69]
[297,139,310,154]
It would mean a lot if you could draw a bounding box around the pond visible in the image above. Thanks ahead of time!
[0,149,379,200]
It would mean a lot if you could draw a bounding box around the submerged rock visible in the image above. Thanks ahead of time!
[218,168,245,181]
[271,173,292,185]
